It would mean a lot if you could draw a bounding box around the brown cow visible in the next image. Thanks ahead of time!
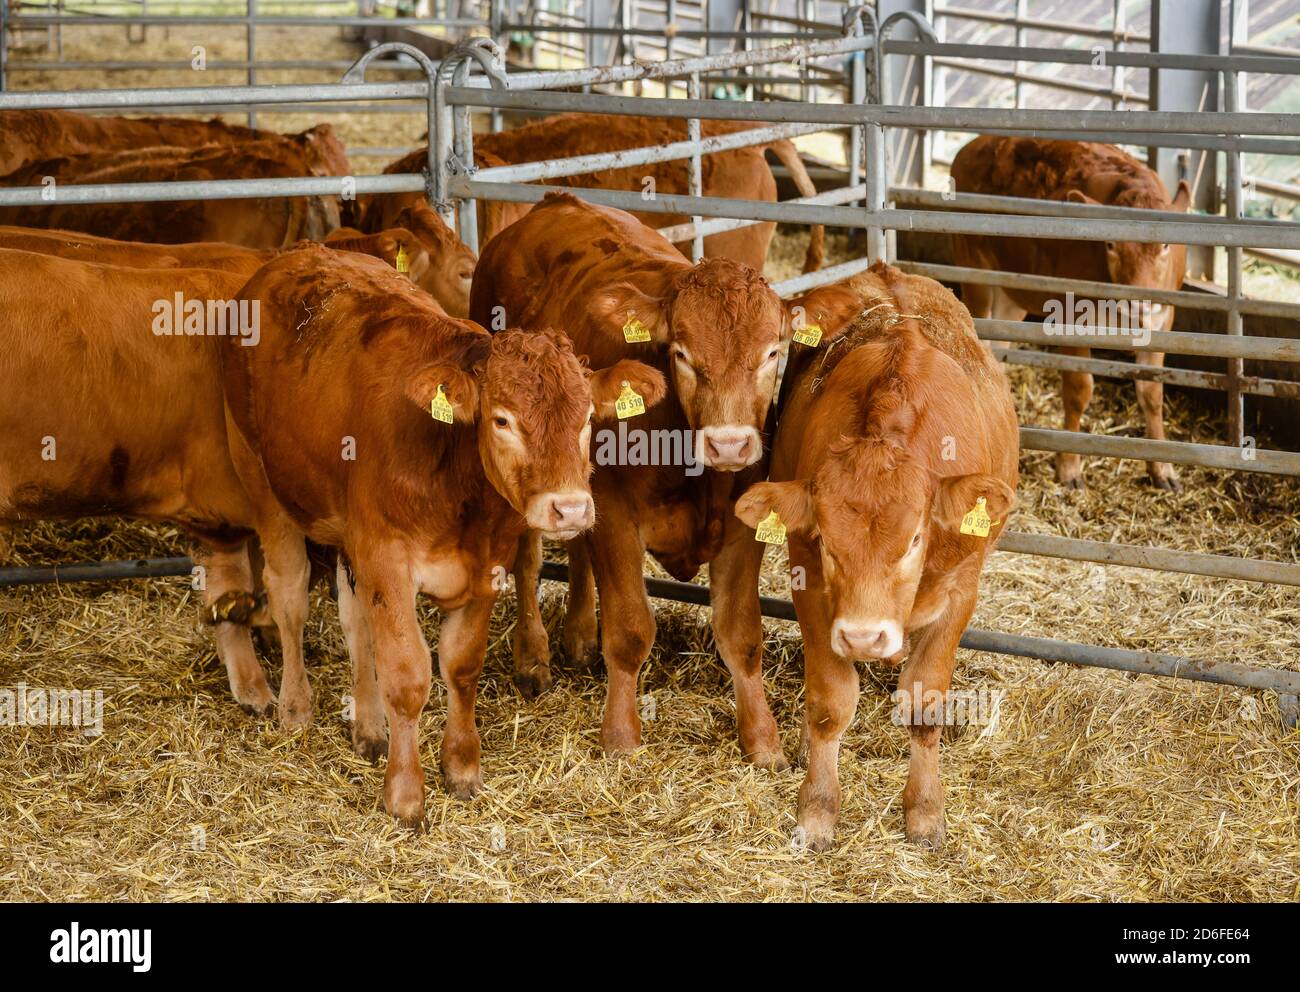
[0,223,468,314]
[0,110,350,179]
[0,248,276,715]
[735,262,1019,850]
[219,244,664,822]
[1,143,341,248]
[951,136,1189,491]
[368,114,825,273]
[472,191,833,765]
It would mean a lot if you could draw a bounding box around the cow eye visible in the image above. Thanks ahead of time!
[910,532,923,549]
[493,416,510,429]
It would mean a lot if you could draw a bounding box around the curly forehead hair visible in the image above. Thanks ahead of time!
[484,328,590,431]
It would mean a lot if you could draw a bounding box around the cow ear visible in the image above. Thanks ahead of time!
[589,359,668,421]
[735,480,817,537]
[784,283,862,346]
[1064,189,1099,206]
[1172,179,1192,213]
[932,474,1016,532]
[588,282,670,344]
[405,363,480,424]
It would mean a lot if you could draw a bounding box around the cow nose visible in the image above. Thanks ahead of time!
[548,495,594,533]
[831,619,902,660]
[700,427,756,470]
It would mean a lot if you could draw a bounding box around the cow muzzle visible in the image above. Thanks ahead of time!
[527,490,596,541]
[831,617,904,662]
[697,425,761,471]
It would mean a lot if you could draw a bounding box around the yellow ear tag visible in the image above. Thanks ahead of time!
[754,509,787,545]
[622,314,652,344]
[615,380,646,420]
[793,322,823,347]
[959,496,993,538]
[429,384,454,425]
[395,243,410,274]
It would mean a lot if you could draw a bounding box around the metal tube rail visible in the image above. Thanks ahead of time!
[656,183,867,244]
[5,556,1294,699]
[979,319,1300,363]
[0,174,422,207]
[1019,427,1300,477]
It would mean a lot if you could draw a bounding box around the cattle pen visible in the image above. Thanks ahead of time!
[1,1,1299,902]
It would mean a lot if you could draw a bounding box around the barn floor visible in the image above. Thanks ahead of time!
[3,26,1299,903]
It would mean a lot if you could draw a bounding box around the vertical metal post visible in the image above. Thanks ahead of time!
[246,0,258,128]
[452,60,479,252]
[1149,0,1219,279]
[0,0,8,92]
[1224,70,1244,448]
[1013,0,1026,110]
[846,10,867,200]
[875,0,932,192]
[688,71,703,262]
[864,120,887,264]
[1111,0,1125,110]
[664,0,675,96]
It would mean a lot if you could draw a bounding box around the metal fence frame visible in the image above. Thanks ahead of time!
[0,15,1298,725]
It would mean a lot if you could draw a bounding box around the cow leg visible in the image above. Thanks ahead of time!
[797,627,859,852]
[1056,346,1093,489]
[195,544,275,717]
[354,549,429,825]
[336,557,386,763]
[1135,351,1180,491]
[588,514,654,756]
[0,524,11,563]
[709,515,786,771]
[258,520,314,729]
[895,591,976,850]
[437,596,494,799]
[509,530,552,700]
[561,536,600,670]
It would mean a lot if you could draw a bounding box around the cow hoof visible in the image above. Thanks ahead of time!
[1058,475,1085,491]
[513,665,552,701]
[1150,472,1182,493]
[564,640,601,671]
[277,697,314,730]
[238,695,276,719]
[442,768,484,801]
[383,790,426,829]
[352,730,388,765]
[746,747,790,773]
[905,816,946,850]
[797,823,835,853]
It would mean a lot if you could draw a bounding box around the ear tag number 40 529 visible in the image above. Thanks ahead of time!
[430,384,454,425]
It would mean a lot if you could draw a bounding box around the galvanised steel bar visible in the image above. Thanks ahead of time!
[448,175,1300,251]
[8,13,488,24]
[896,260,1300,323]
[0,557,195,588]
[687,70,704,262]
[1225,69,1247,447]
[1019,427,1300,477]
[996,532,1300,587]
[980,319,1300,364]
[656,182,867,244]
[0,173,423,206]
[0,81,431,110]
[990,346,1300,402]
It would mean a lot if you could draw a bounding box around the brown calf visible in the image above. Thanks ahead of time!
[0,110,349,179]
[0,248,276,715]
[369,114,825,273]
[472,191,831,765]
[951,136,1189,490]
[736,262,1019,850]
[1,143,341,249]
[219,245,663,822]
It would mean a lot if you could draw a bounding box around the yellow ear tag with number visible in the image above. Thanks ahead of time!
[615,380,646,420]
[754,509,787,545]
[622,314,651,344]
[793,322,823,347]
[959,496,993,538]
[395,242,410,274]
[429,384,454,425]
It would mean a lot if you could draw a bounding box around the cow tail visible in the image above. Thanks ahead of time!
[767,138,825,273]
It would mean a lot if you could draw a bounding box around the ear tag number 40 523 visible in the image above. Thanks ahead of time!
[754,510,787,545]
[430,384,454,425]
[960,496,994,538]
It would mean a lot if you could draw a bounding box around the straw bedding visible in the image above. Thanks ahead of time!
[2,27,1298,904]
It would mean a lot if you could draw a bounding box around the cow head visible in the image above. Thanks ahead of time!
[1067,179,1191,331]
[407,328,664,539]
[736,424,1014,665]
[587,257,804,472]
[391,201,478,318]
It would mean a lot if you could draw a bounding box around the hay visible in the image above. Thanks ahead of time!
[3,31,1299,903]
